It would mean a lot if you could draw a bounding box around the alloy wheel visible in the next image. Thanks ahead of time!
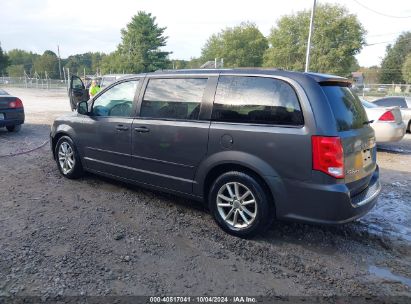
[58,141,75,175]
[216,182,257,229]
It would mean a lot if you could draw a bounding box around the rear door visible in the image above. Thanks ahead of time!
[208,75,310,182]
[130,76,212,193]
[69,75,89,111]
[321,85,376,192]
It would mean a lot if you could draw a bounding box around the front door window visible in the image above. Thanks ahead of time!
[92,80,139,117]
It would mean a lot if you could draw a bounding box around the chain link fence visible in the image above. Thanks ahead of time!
[354,84,411,100]
[0,76,67,90]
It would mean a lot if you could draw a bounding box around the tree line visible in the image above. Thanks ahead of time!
[0,4,410,83]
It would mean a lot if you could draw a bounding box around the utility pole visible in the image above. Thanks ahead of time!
[57,45,62,80]
[63,67,66,84]
[305,0,316,72]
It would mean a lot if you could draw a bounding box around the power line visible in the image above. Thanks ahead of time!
[364,36,411,46]
[366,31,411,38]
[352,0,411,18]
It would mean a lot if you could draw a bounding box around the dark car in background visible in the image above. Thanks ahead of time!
[0,89,24,132]
[51,69,381,237]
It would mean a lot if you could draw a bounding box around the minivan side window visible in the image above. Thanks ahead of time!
[92,80,139,117]
[211,76,304,125]
[141,78,208,120]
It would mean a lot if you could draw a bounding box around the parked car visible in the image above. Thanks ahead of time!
[361,100,405,143]
[377,86,387,93]
[100,74,133,88]
[373,97,411,133]
[51,69,381,237]
[0,89,24,132]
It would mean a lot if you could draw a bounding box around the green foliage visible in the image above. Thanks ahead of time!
[349,58,360,73]
[402,54,411,84]
[263,4,366,76]
[33,50,59,78]
[6,64,25,77]
[380,32,411,83]
[186,58,203,69]
[169,59,189,69]
[100,51,126,74]
[359,66,381,84]
[0,44,9,74]
[63,52,106,75]
[201,22,268,67]
[6,49,40,75]
[112,11,171,73]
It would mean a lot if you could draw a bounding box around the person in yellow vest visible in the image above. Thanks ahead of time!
[89,79,100,99]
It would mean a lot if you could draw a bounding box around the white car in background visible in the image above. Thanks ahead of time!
[361,100,406,143]
[373,97,411,133]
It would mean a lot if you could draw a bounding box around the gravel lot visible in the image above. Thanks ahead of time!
[0,87,410,298]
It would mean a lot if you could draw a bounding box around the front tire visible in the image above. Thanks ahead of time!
[6,125,21,132]
[208,171,274,238]
[55,136,83,179]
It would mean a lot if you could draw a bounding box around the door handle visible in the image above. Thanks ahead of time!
[116,125,129,131]
[134,126,150,133]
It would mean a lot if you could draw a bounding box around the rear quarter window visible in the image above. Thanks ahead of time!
[321,86,368,131]
[212,76,304,126]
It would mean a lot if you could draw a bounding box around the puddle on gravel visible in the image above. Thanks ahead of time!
[360,190,411,242]
[378,146,411,154]
[369,265,411,287]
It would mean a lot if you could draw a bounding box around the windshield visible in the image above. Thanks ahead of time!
[321,85,368,132]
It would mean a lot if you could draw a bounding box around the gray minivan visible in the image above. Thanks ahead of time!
[51,69,381,237]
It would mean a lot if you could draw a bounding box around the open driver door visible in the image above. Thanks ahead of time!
[69,75,89,111]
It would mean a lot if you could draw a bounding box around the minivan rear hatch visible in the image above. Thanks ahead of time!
[321,84,377,194]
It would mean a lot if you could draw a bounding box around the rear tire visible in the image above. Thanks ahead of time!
[55,136,83,179]
[6,125,21,132]
[407,121,411,133]
[208,171,274,238]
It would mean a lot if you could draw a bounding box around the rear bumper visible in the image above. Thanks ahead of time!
[0,108,25,127]
[372,122,406,143]
[271,166,381,224]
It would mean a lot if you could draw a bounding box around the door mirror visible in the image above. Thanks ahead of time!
[77,101,89,115]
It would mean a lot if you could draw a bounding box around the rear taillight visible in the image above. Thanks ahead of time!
[378,111,395,122]
[312,136,344,179]
[9,98,23,109]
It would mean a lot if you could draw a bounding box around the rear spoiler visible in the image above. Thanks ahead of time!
[305,72,352,87]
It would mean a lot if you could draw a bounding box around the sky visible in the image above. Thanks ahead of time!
[0,0,410,67]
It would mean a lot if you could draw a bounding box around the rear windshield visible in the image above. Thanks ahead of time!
[361,100,378,108]
[321,85,368,131]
